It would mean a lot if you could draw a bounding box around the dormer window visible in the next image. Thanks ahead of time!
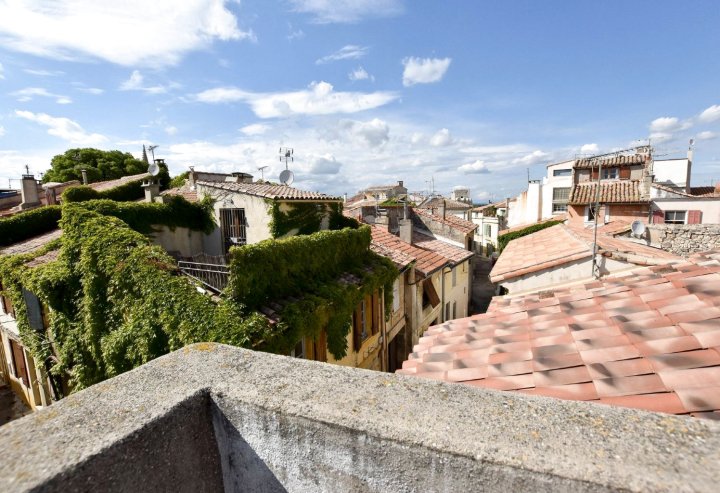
[602,168,618,179]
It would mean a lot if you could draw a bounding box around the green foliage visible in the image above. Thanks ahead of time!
[77,196,216,234]
[268,202,324,238]
[62,178,144,203]
[0,206,61,246]
[169,172,189,189]
[328,202,359,230]
[228,225,398,359]
[42,148,148,184]
[497,220,564,252]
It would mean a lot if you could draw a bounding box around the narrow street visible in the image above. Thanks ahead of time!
[0,383,30,425]
[471,256,497,315]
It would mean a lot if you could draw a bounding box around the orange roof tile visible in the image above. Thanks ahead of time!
[161,184,198,203]
[569,180,646,204]
[198,181,341,201]
[412,232,473,264]
[89,172,150,192]
[400,250,720,419]
[412,207,477,234]
[490,224,679,283]
[370,226,448,276]
[574,154,648,168]
[0,229,62,256]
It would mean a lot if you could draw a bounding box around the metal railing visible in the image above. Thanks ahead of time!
[178,259,230,293]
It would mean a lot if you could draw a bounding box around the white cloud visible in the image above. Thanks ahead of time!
[580,143,599,154]
[458,160,489,174]
[402,57,451,86]
[165,126,178,136]
[316,45,368,64]
[0,0,254,67]
[513,150,549,166]
[430,128,453,147]
[23,68,64,76]
[699,104,720,123]
[0,126,4,137]
[288,0,403,23]
[349,66,373,82]
[649,132,674,144]
[339,118,389,147]
[649,116,683,133]
[287,23,305,41]
[120,70,170,94]
[240,123,270,136]
[79,87,104,95]
[696,131,717,141]
[15,110,107,146]
[10,87,72,104]
[304,154,342,175]
[194,81,398,118]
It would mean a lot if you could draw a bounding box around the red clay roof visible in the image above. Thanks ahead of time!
[412,232,474,264]
[569,180,646,204]
[370,241,415,270]
[370,226,448,276]
[0,229,62,256]
[490,224,679,283]
[498,215,566,236]
[574,154,648,168]
[89,172,150,192]
[412,207,477,234]
[399,250,720,419]
[197,181,341,201]
[161,184,198,203]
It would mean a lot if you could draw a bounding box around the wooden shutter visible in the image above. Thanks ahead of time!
[687,210,702,224]
[619,167,631,179]
[652,209,664,224]
[352,306,362,352]
[22,289,44,332]
[591,168,599,180]
[423,278,441,307]
[10,340,29,387]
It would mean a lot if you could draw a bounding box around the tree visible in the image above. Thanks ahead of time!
[42,148,148,184]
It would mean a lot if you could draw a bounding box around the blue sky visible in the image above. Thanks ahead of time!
[1,0,719,201]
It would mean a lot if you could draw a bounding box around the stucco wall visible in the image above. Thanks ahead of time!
[148,226,206,257]
[442,260,470,320]
[652,199,720,224]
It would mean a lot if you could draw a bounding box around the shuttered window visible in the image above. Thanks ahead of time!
[9,339,29,387]
[220,208,247,253]
[664,211,686,224]
[687,210,702,224]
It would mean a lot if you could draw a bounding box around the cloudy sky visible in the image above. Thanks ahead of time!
[1,0,719,201]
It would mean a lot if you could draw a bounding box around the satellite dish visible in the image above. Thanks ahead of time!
[631,220,646,237]
[279,169,294,186]
[148,162,160,177]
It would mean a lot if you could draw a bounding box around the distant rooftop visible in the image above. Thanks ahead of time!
[569,180,646,204]
[0,229,62,256]
[88,172,150,192]
[417,197,472,211]
[197,181,341,201]
[412,207,477,234]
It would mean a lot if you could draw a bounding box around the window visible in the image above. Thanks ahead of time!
[220,208,247,253]
[291,339,306,359]
[9,339,29,387]
[353,294,378,350]
[452,268,457,287]
[553,168,571,177]
[0,281,14,318]
[586,205,598,222]
[552,187,570,214]
[452,301,457,319]
[602,168,618,179]
[664,211,686,224]
[484,224,492,238]
[445,302,451,321]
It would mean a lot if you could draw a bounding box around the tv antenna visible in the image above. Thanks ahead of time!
[148,145,159,162]
[257,165,268,181]
[279,147,295,185]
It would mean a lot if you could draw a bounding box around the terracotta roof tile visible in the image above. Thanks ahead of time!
[0,229,62,255]
[417,197,472,210]
[401,251,720,419]
[370,226,448,276]
[89,172,150,192]
[161,184,198,202]
[574,154,648,168]
[568,180,646,204]
[411,207,477,234]
[197,180,341,201]
[411,232,473,264]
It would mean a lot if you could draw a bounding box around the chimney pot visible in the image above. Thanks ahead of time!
[398,180,403,188]
[81,169,88,185]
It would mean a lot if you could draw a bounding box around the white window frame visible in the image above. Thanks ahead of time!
[552,168,571,177]
[602,168,618,179]
[664,210,686,224]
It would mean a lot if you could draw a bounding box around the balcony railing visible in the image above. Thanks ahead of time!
[177,254,229,293]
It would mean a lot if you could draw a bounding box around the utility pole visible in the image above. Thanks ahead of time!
[591,160,603,279]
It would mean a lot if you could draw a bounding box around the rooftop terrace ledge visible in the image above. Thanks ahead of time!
[1,344,718,493]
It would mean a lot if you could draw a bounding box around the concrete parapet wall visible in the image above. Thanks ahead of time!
[0,344,718,492]
[648,224,720,256]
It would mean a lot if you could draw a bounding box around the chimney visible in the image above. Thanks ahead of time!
[398,180,403,188]
[142,180,160,203]
[20,174,41,210]
[81,169,88,185]
[440,199,446,219]
[188,166,196,190]
[686,141,694,194]
[398,218,413,244]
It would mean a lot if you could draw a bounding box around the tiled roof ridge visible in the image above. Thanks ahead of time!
[574,154,648,168]
[568,180,647,205]
[197,180,341,201]
[89,172,150,192]
[370,225,450,276]
[417,197,473,210]
[412,207,478,233]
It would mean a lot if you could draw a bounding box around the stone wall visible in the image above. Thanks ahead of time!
[648,224,720,256]
[1,344,718,492]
